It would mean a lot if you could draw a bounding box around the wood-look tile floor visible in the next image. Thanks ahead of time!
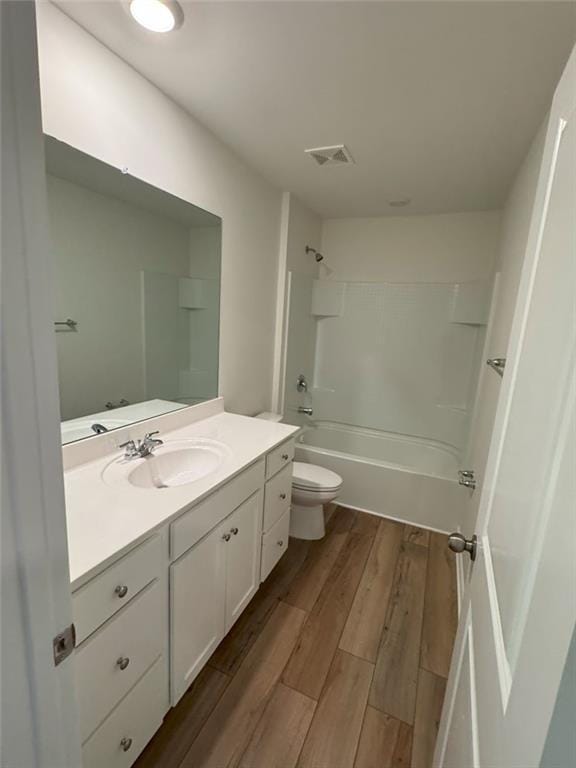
[136,507,458,768]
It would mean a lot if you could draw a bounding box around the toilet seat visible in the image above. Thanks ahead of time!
[292,461,342,493]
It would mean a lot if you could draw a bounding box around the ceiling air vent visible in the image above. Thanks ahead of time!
[305,144,355,167]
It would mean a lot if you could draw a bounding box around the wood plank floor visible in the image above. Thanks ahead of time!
[136,509,457,768]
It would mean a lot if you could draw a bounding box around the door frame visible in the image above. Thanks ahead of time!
[1,2,80,766]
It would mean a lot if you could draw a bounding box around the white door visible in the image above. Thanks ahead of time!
[435,46,576,768]
[170,526,226,704]
[224,491,263,632]
[1,3,81,766]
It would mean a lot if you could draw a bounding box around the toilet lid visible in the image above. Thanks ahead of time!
[292,461,342,491]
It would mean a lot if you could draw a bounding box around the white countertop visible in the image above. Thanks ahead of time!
[64,411,299,590]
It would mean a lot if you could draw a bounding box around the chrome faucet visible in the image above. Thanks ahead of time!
[296,374,308,393]
[119,431,163,460]
[91,423,108,434]
[297,407,313,416]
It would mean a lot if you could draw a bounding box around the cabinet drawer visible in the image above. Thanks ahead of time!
[265,439,295,480]
[76,581,165,743]
[73,535,163,644]
[260,507,290,582]
[263,463,292,532]
[82,656,167,768]
[171,460,264,561]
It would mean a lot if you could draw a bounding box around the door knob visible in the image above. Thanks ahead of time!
[448,533,477,561]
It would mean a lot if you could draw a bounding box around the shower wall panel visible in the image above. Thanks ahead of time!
[312,280,487,450]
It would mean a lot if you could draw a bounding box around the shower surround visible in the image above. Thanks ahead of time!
[284,274,491,532]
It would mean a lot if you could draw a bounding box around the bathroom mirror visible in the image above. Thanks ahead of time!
[45,137,221,445]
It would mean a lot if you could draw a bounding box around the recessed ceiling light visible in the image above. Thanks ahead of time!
[129,0,183,33]
[388,198,411,208]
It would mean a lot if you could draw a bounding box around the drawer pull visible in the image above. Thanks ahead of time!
[222,533,231,542]
[116,656,130,671]
[114,585,128,599]
[277,540,284,547]
[282,453,289,460]
[230,527,239,535]
[120,737,133,752]
[279,493,287,500]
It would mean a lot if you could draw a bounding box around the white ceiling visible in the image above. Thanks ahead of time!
[54,1,576,218]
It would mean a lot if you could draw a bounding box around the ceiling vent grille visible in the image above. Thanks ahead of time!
[305,144,355,167]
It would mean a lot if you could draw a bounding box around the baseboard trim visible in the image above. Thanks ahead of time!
[334,502,450,536]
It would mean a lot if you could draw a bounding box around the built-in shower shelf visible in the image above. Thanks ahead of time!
[179,277,208,309]
[311,280,345,317]
[450,281,490,325]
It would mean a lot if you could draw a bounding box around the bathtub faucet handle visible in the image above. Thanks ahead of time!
[297,407,313,416]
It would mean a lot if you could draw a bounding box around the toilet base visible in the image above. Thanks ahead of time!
[289,503,326,540]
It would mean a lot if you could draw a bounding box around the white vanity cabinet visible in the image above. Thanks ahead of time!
[170,518,226,704]
[260,440,294,581]
[223,490,263,630]
[72,532,169,768]
[170,489,263,703]
[71,434,296,767]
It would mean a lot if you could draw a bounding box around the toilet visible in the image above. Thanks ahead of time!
[291,461,343,540]
[255,412,343,540]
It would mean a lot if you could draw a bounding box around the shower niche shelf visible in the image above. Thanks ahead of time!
[450,281,490,325]
[311,280,345,317]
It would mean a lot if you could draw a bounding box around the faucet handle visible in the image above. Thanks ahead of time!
[119,438,139,459]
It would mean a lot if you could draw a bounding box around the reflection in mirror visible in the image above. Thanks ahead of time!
[45,137,221,445]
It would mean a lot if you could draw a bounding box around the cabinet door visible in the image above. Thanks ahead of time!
[223,491,263,632]
[170,526,226,704]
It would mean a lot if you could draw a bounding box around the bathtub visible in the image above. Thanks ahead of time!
[295,422,462,532]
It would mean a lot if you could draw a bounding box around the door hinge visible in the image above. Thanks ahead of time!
[53,623,76,666]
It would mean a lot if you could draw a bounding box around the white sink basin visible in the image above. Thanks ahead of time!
[101,438,230,490]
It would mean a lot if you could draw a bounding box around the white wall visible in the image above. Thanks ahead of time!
[279,194,321,423]
[286,195,322,276]
[321,211,501,283]
[36,2,282,416]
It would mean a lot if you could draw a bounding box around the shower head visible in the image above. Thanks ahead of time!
[305,245,324,262]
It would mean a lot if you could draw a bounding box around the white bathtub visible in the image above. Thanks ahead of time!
[295,422,462,532]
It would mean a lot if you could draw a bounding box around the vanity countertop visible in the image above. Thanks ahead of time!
[64,411,299,590]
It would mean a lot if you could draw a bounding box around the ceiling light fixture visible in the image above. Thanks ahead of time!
[129,0,184,33]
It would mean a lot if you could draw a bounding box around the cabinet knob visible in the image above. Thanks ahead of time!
[222,533,231,542]
[282,453,289,460]
[114,585,128,599]
[280,493,287,500]
[116,656,130,671]
[277,540,284,547]
[120,737,133,752]
[230,527,239,535]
